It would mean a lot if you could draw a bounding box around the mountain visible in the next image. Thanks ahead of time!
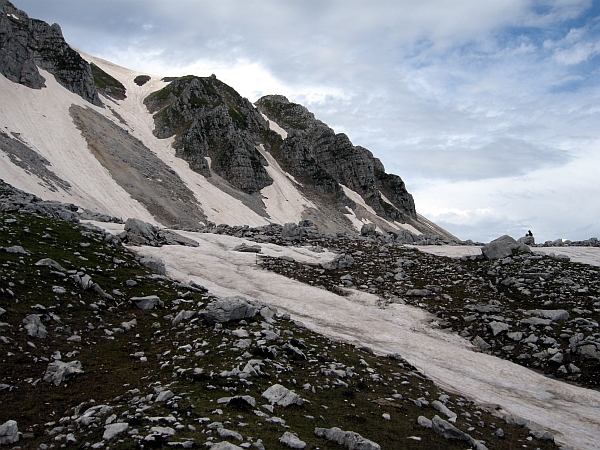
[0,0,455,241]
[2,3,600,450]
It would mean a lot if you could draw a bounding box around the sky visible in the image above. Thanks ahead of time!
[13,0,600,243]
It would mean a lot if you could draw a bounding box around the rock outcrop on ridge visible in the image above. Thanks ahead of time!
[0,0,101,106]
[255,95,417,223]
[144,75,277,194]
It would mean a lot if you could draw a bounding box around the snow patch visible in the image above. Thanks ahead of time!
[257,145,315,224]
[260,113,288,139]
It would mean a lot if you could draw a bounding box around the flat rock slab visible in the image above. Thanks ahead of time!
[130,295,164,310]
[314,427,380,450]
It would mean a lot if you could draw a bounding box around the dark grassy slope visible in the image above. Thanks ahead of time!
[0,209,560,449]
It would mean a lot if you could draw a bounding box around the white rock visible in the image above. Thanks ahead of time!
[103,422,128,440]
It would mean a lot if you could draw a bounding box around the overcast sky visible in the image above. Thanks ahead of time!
[14,0,600,242]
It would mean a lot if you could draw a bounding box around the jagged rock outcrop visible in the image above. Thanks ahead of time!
[0,0,101,105]
[255,95,417,222]
[144,75,277,194]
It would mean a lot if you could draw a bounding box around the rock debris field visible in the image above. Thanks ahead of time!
[1,182,599,449]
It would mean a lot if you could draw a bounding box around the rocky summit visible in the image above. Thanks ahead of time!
[1,1,600,449]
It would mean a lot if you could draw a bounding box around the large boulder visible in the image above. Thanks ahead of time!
[262,384,303,407]
[201,297,258,324]
[482,235,530,260]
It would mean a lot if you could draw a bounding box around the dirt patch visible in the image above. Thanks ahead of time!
[70,105,206,227]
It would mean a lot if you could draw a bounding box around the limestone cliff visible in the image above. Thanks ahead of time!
[255,95,417,222]
[144,75,279,194]
[0,0,101,106]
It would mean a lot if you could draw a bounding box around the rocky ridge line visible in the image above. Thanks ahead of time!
[0,0,101,106]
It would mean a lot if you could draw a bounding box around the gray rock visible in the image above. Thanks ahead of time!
[124,218,157,245]
[23,314,47,338]
[43,360,83,386]
[549,352,564,364]
[217,395,256,408]
[172,310,196,325]
[262,384,303,407]
[321,253,355,270]
[158,229,199,247]
[472,335,491,351]
[417,416,432,428]
[130,295,164,310]
[482,235,530,260]
[155,389,174,402]
[201,297,257,324]
[432,415,470,441]
[4,245,28,254]
[210,442,243,450]
[124,218,199,247]
[519,235,535,246]
[282,223,305,239]
[526,309,569,321]
[233,243,262,253]
[35,258,66,272]
[256,95,417,225]
[280,431,306,449]
[0,0,101,105]
[217,428,243,442]
[314,426,380,450]
[405,288,432,297]
[431,400,457,422]
[488,321,509,336]
[361,223,377,236]
[0,420,18,445]
[103,422,129,440]
[507,331,524,341]
[139,256,166,275]
[578,344,600,361]
[521,317,552,327]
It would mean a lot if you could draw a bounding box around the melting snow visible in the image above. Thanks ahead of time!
[260,113,288,139]
[257,145,315,224]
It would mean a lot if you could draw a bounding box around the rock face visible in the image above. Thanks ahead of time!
[0,0,101,105]
[255,95,416,222]
[144,75,274,194]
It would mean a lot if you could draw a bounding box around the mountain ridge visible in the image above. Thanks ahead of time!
[0,0,456,241]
